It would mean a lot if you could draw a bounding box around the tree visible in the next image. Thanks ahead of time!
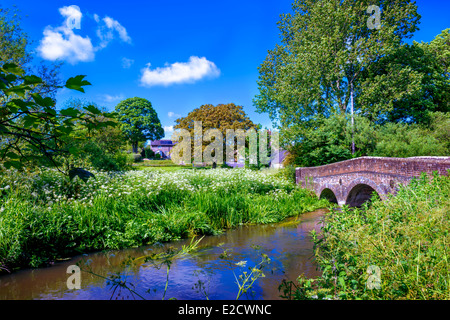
[115,97,164,153]
[358,30,450,124]
[173,103,258,165]
[62,98,128,171]
[0,6,30,66]
[0,62,115,174]
[285,113,376,167]
[254,0,420,151]
[0,6,63,101]
[369,121,448,158]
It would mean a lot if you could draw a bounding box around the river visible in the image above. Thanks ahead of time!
[0,209,325,300]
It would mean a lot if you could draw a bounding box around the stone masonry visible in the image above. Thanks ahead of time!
[296,156,450,207]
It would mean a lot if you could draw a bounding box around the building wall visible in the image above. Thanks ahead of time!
[150,146,174,158]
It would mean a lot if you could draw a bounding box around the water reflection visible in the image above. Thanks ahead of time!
[0,209,325,300]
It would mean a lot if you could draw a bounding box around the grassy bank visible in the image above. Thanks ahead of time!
[282,172,450,300]
[0,168,328,273]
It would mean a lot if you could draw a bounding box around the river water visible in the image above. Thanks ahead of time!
[0,209,325,300]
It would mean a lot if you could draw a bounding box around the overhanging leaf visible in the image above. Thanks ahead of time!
[65,75,91,93]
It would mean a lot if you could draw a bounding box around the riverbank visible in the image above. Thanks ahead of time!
[0,168,329,274]
[284,172,450,300]
[0,209,326,300]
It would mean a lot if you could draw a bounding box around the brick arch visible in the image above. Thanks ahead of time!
[345,177,385,207]
[296,156,450,207]
[319,187,338,204]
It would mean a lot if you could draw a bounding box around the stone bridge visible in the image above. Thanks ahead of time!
[296,157,450,207]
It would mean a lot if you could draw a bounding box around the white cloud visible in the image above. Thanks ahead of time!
[104,17,131,43]
[101,94,125,103]
[38,28,95,64]
[140,56,220,87]
[97,16,132,49]
[38,6,95,64]
[38,6,131,64]
[122,57,134,69]
[59,5,82,29]
[164,126,174,132]
[164,126,174,138]
[168,111,181,118]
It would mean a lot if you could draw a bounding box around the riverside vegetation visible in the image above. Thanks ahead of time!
[280,172,450,300]
[0,167,328,273]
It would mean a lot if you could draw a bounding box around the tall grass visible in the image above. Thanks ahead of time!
[282,172,450,300]
[0,168,328,273]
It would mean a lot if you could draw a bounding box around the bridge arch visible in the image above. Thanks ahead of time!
[319,188,338,204]
[296,156,450,207]
[345,178,385,208]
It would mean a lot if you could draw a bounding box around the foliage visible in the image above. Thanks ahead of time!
[283,172,450,300]
[358,33,450,124]
[143,145,155,159]
[58,98,130,172]
[115,97,164,153]
[0,62,116,173]
[283,111,449,167]
[254,0,420,147]
[284,113,376,167]
[174,103,259,165]
[0,6,30,67]
[0,6,63,100]
[0,168,328,272]
[233,249,271,300]
[370,121,449,158]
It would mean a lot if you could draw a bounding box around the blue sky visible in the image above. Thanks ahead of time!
[2,0,449,139]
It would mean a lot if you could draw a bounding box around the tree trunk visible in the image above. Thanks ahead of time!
[132,142,138,154]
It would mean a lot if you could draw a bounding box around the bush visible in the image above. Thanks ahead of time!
[274,165,296,184]
[370,122,448,158]
[132,153,143,163]
[285,172,450,300]
[144,147,155,159]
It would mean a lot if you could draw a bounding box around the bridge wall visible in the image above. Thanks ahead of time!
[296,157,450,206]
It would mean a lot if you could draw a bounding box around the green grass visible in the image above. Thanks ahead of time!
[282,172,450,300]
[132,159,192,171]
[0,167,328,273]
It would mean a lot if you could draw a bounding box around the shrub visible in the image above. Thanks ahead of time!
[132,153,143,163]
[284,172,450,300]
[144,147,155,159]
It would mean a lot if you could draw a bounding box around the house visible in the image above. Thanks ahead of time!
[149,140,176,159]
[270,149,289,169]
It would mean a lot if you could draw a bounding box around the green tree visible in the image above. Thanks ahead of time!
[114,97,164,154]
[0,6,30,66]
[358,30,450,124]
[370,121,448,158]
[0,62,115,173]
[286,114,376,167]
[254,0,420,152]
[0,6,63,100]
[174,103,258,165]
[62,98,128,171]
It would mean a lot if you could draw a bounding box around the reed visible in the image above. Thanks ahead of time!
[0,167,328,273]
